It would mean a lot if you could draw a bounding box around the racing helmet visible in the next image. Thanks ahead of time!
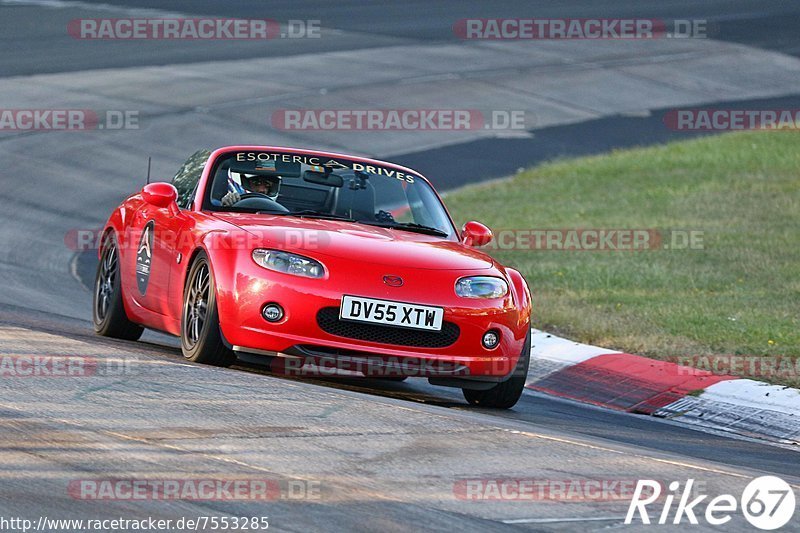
[227,168,281,200]
[242,173,281,200]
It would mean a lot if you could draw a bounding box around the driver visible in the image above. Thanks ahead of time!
[221,170,281,206]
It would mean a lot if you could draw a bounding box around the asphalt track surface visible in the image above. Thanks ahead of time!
[3,0,799,76]
[1,1,799,531]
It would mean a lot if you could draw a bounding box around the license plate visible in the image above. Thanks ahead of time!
[340,295,444,331]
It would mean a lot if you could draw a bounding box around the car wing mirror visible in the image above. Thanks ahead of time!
[141,182,179,214]
[461,221,493,247]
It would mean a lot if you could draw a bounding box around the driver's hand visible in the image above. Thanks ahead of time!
[221,191,241,206]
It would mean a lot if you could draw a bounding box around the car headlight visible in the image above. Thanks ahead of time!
[252,249,325,278]
[455,276,509,299]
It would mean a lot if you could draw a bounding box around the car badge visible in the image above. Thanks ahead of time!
[383,275,403,287]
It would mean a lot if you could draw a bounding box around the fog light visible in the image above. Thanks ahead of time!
[482,330,500,350]
[262,303,284,323]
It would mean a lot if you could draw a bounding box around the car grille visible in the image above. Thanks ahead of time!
[316,307,460,348]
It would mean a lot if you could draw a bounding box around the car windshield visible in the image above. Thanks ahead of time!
[204,151,456,238]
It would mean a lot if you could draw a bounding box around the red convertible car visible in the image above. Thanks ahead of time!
[93,147,531,408]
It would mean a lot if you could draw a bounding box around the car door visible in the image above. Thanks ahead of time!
[128,149,210,317]
[127,200,174,315]
[163,149,211,319]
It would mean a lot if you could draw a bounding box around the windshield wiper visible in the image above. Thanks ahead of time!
[359,221,449,237]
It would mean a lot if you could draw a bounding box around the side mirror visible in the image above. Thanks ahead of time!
[141,182,178,209]
[461,221,493,247]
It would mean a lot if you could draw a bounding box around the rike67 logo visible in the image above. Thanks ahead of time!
[626,476,796,530]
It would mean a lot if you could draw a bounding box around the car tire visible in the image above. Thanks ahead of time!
[93,233,144,341]
[462,329,530,409]
[181,252,236,367]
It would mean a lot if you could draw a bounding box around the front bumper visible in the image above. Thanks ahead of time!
[215,260,529,379]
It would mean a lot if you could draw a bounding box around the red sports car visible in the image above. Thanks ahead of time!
[93,146,531,408]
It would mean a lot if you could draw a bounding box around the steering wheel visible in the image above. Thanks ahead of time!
[234,193,289,213]
[239,192,269,200]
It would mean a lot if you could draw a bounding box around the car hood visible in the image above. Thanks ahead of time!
[212,213,494,271]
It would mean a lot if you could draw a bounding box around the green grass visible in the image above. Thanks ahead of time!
[443,131,800,386]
